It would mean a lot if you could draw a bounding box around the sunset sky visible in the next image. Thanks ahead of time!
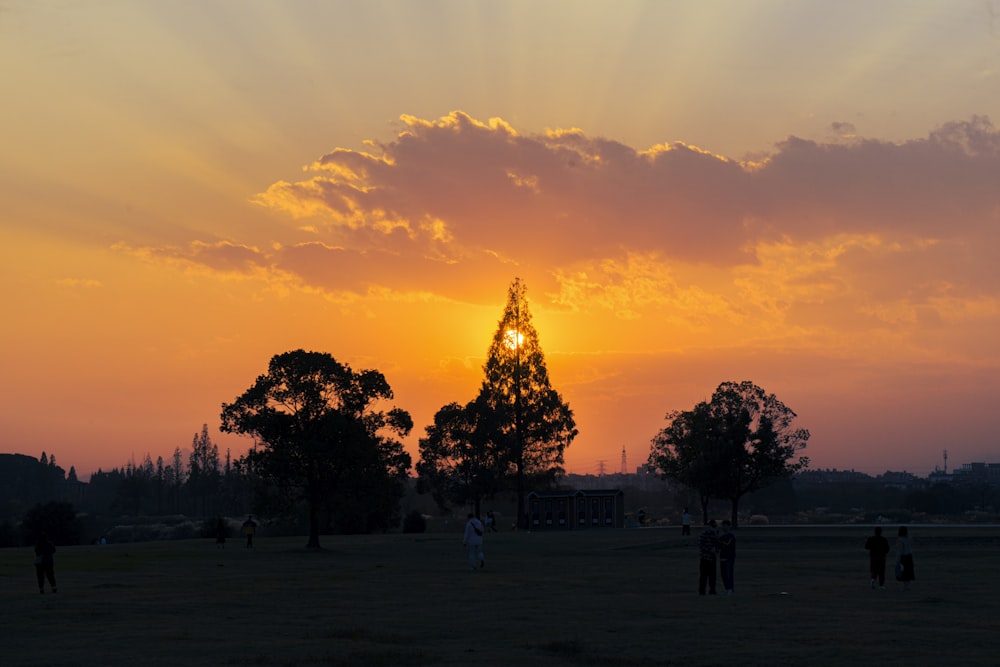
[2,1,999,481]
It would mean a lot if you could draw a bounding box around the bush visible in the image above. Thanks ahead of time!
[0,520,17,547]
[21,501,82,546]
[200,517,230,539]
[402,510,427,534]
[106,517,199,543]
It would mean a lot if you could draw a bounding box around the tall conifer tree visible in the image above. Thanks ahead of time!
[479,278,577,528]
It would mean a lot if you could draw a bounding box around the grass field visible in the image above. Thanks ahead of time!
[2,526,998,666]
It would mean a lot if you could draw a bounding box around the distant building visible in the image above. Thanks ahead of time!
[926,470,953,485]
[527,489,625,529]
[952,462,1000,486]
[564,469,671,493]
[877,471,923,490]
[795,469,874,484]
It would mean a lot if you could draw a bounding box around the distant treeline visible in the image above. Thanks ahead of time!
[1,441,249,523]
[575,472,1000,526]
[4,449,998,548]
[1,425,415,546]
[0,424,260,546]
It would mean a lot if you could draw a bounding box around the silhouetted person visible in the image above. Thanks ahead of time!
[896,526,915,590]
[681,508,692,536]
[462,513,485,572]
[698,520,719,595]
[242,515,257,549]
[486,510,499,533]
[864,526,891,589]
[718,520,736,595]
[34,533,57,594]
[216,518,227,549]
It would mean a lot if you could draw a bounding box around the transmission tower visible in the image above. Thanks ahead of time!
[621,446,628,475]
[943,449,948,474]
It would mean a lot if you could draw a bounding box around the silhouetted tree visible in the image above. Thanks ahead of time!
[115,460,152,515]
[401,509,427,533]
[906,483,964,514]
[188,424,221,516]
[35,451,66,500]
[416,396,503,516]
[478,278,577,529]
[648,401,726,524]
[154,456,166,514]
[169,447,185,513]
[0,520,16,547]
[327,409,412,534]
[220,349,412,548]
[21,501,82,546]
[219,449,246,516]
[650,381,809,527]
[0,453,66,520]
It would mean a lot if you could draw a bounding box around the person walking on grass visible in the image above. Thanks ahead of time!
[242,514,257,549]
[896,526,915,591]
[34,533,57,594]
[864,526,891,589]
[463,513,485,572]
[681,508,692,536]
[718,520,736,595]
[215,517,227,549]
[698,520,719,595]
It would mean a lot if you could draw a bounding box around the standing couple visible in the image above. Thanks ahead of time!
[698,520,736,595]
[865,525,915,590]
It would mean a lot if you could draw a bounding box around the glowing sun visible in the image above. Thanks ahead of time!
[503,328,524,350]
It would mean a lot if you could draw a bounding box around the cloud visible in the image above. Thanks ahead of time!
[113,240,267,276]
[126,111,998,351]
[754,116,1000,240]
[53,278,103,289]
[253,111,760,272]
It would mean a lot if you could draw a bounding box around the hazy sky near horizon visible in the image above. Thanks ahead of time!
[2,0,999,480]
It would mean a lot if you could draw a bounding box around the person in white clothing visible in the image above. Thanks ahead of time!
[463,513,485,571]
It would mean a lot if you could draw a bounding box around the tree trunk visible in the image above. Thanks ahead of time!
[700,494,710,525]
[730,496,740,529]
[516,471,526,530]
[306,500,321,549]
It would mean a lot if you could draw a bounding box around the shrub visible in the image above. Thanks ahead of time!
[0,520,16,547]
[200,517,230,539]
[21,501,82,546]
[401,510,427,534]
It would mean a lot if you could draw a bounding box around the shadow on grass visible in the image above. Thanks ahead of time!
[337,648,434,666]
[532,639,672,666]
[323,627,416,645]
[235,647,433,667]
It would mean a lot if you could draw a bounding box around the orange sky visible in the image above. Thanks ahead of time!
[2,1,999,480]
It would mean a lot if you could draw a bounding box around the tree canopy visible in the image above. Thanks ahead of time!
[220,350,412,548]
[21,501,82,546]
[479,278,577,527]
[417,278,576,527]
[416,396,503,516]
[649,380,809,527]
[188,424,221,516]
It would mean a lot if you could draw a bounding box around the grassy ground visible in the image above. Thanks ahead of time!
[1,526,997,666]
